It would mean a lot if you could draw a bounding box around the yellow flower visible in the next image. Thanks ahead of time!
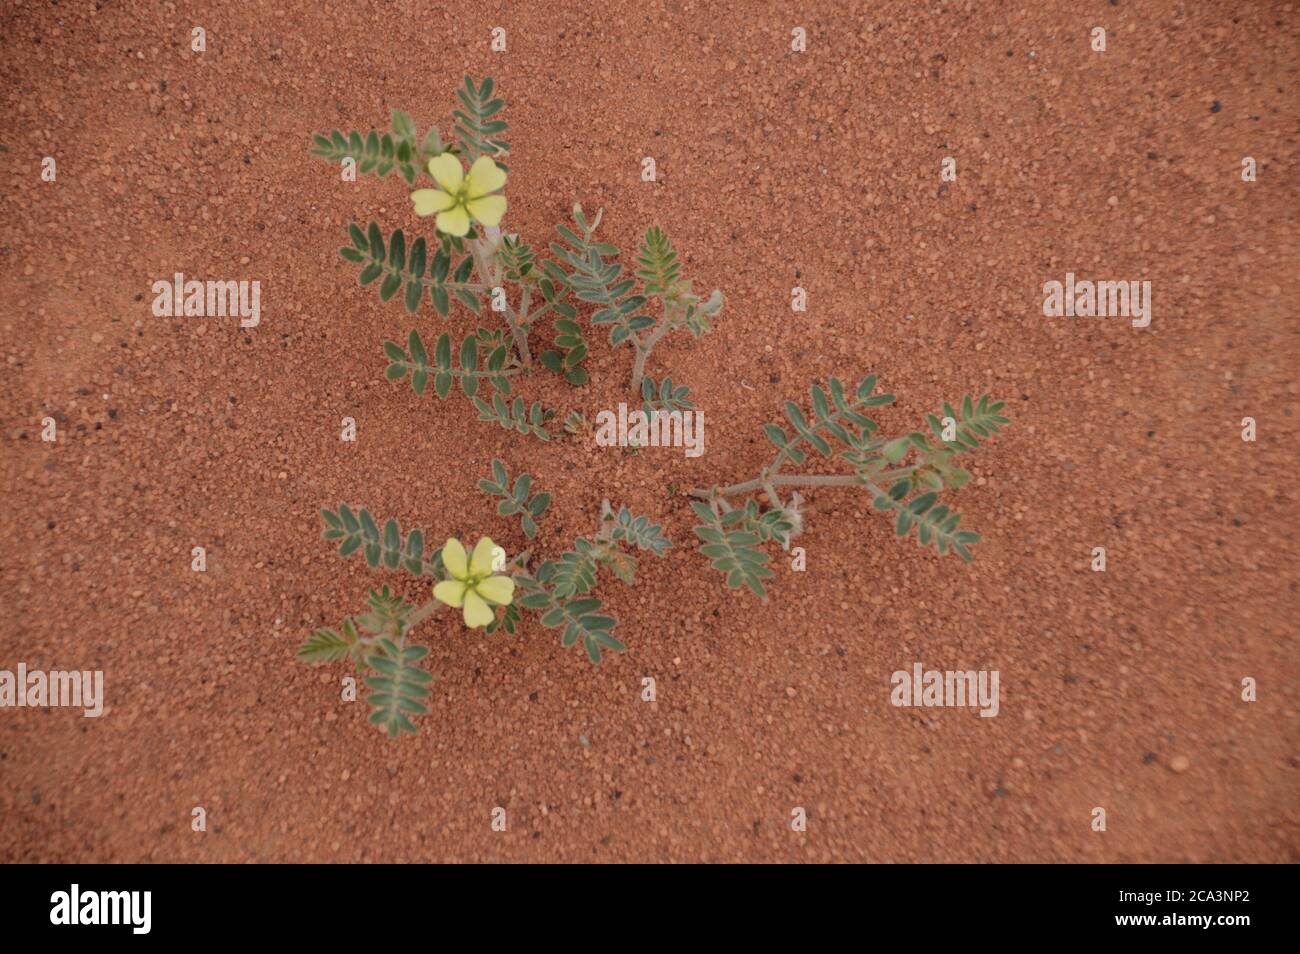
[432,536,515,628]
[410,154,507,237]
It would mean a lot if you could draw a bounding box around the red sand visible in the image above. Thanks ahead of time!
[1,0,1296,861]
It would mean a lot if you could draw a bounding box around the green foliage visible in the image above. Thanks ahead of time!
[383,330,513,399]
[508,502,671,663]
[631,226,717,348]
[636,227,722,335]
[472,393,555,441]
[636,226,681,298]
[682,289,723,338]
[538,317,590,386]
[605,505,672,556]
[640,375,695,418]
[761,374,895,467]
[478,459,550,539]
[630,226,724,340]
[543,539,601,599]
[299,587,415,664]
[355,586,414,636]
[310,109,442,185]
[298,621,358,663]
[690,501,774,596]
[498,236,576,325]
[474,326,510,351]
[319,81,561,444]
[298,588,434,737]
[516,575,622,665]
[365,639,433,737]
[548,205,653,348]
[693,378,1011,589]
[320,505,443,576]
[484,601,521,637]
[304,74,1014,739]
[453,75,509,164]
[546,214,719,398]
[871,483,981,561]
[340,223,479,316]
[926,394,1011,453]
[718,497,798,548]
[497,235,537,284]
[544,598,623,664]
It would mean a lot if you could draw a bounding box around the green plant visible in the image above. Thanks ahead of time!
[313,77,575,441]
[310,109,444,185]
[312,75,718,442]
[298,584,439,738]
[304,77,1011,741]
[689,381,1010,595]
[478,459,550,538]
[546,212,723,396]
[513,501,671,663]
[299,499,670,734]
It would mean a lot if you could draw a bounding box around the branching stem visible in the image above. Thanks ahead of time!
[692,474,891,506]
[630,316,673,392]
[470,231,532,366]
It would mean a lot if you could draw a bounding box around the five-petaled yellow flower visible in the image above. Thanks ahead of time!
[433,536,515,628]
[411,154,507,237]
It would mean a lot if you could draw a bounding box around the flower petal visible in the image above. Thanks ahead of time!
[466,194,507,227]
[427,153,464,193]
[433,579,467,608]
[411,188,454,216]
[465,156,507,198]
[469,537,498,577]
[436,206,470,237]
[441,538,468,580]
[475,575,515,605]
[462,590,494,628]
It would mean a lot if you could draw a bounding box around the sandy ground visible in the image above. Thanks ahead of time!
[1,0,1297,862]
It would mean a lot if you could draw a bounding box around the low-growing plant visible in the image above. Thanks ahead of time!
[478,458,550,539]
[312,74,722,439]
[689,383,1010,595]
[300,500,671,735]
[302,74,1010,739]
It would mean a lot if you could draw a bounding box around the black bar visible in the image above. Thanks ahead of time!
[0,863,1277,940]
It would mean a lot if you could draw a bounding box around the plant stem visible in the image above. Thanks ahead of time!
[396,360,524,381]
[630,319,672,392]
[471,232,532,366]
[405,598,442,631]
[501,301,532,366]
[760,469,784,510]
[691,473,879,500]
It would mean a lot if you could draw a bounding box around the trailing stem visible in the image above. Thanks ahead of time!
[629,309,674,393]
[470,227,532,365]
